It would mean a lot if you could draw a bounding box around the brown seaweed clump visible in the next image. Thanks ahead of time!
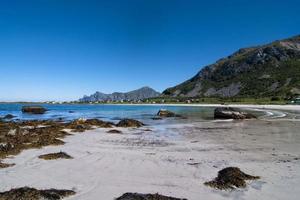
[0,118,114,160]
[116,119,144,128]
[0,161,15,169]
[0,187,75,200]
[107,129,123,134]
[0,121,68,159]
[204,167,260,190]
[65,118,114,132]
[116,193,187,200]
[38,152,73,160]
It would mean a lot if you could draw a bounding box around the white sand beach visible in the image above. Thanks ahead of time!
[1,106,300,200]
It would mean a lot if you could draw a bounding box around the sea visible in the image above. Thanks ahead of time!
[0,103,217,123]
[0,103,295,124]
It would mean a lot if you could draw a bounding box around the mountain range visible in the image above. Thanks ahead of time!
[163,35,300,98]
[79,87,160,102]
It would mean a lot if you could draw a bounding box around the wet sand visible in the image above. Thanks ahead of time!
[1,109,300,199]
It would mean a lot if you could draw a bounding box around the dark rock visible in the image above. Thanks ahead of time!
[3,114,15,119]
[68,111,75,113]
[0,187,75,200]
[116,193,187,200]
[157,109,180,117]
[214,107,256,120]
[116,119,144,128]
[107,129,122,134]
[204,167,260,190]
[22,106,47,114]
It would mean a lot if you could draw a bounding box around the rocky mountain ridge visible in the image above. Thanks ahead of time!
[163,35,300,98]
[79,87,160,102]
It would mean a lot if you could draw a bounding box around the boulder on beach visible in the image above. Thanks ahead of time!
[116,119,144,128]
[21,106,47,114]
[204,167,260,190]
[214,107,256,120]
[116,193,187,200]
[0,187,75,200]
[157,109,179,117]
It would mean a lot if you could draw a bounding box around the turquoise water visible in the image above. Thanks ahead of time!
[0,103,215,123]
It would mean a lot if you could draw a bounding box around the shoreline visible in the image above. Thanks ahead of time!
[96,103,300,111]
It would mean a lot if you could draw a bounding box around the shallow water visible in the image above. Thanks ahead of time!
[0,103,216,122]
[0,103,298,123]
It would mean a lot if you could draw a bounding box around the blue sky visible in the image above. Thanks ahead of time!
[0,0,299,101]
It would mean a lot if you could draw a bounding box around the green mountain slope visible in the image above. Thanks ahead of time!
[163,35,300,98]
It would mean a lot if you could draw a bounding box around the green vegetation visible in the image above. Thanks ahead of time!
[145,96,288,105]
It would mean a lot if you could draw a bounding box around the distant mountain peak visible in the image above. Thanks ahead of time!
[79,87,160,102]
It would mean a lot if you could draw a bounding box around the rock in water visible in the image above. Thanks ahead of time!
[116,193,187,200]
[214,107,256,119]
[22,106,47,114]
[157,109,179,117]
[204,167,260,190]
[0,187,75,200]
[116,119,144,127]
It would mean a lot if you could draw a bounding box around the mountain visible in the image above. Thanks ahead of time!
[79,87,160,102]
[163,35,300,98]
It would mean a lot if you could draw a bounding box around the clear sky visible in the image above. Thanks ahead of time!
[0,0,299,102]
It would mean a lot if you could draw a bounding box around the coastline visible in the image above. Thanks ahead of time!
[97,103,300,111]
